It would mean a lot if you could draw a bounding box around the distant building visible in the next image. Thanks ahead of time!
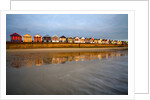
[59,35,66,43]
[10,32,22,42]
[109,40,113,44]
[23,34,32,42]
[74,37,80,43]
[85,38,90,43]
[67,37,73,43]
[117,40,122,45]
[98,39,102,44]
[33,34,42,42]
[52,35,59,42]
[90,38,94,43]
[106,40,110,44]
[80,37,85,43]
[94,39,98,43]
[122,41,128,45]
[102,39,107,44]
[43,35,51,42]
[111,40,117,44]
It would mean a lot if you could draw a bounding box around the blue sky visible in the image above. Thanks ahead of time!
[6,14,128,41]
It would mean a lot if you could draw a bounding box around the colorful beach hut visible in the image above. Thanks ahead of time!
[90,38,94,43]
[85,38,90,43]
[59,35,66,43]
[23,34,32,42]
[43,35,51,42]
[94,39,98,43]
[98,39,102,44]
[111,40,117,44]
[80,37,85,43]
[74,37,80,43]
[10,32,22,42]
[33,34,42,42]
[106,40,110,44]
[102,39,107,44]
[52,35,59,42]
[67,37,73,43]
[117,40,122,45]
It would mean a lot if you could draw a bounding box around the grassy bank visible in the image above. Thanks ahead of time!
[6,42,128,49]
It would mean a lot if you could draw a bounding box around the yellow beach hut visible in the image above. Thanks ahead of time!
[23,34,32,42]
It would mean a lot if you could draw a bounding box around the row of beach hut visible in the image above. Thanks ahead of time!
[10,32,128,45]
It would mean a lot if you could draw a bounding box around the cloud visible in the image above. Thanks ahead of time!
[6,14,128,41]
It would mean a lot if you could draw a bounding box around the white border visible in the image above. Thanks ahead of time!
[10,0,149,94]
[0,11,134,100]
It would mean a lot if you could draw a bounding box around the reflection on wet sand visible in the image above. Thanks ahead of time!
[8,50,128,68]
[11,57,22,68]
[35,56,43,66]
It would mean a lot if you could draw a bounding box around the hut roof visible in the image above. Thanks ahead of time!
[90,38,94,40]
[60,35,66,38]
[103,39,107,41]
[52,35,58,37]
[43,35,50,37]
[10,32,21,36]
[81,37,85,39]
[23,34,32,37]
[74,37,79,39]
[68,37,73,39]
[34,34,41,37]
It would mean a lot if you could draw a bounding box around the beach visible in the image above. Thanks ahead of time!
[6,48,128,95]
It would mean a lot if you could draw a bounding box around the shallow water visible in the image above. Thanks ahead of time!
[6,49,128,95]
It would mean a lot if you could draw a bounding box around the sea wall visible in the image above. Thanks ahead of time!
[6,42,128,49]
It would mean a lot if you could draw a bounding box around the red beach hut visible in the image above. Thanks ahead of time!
[33,34,42,42]
[10,32,22,42]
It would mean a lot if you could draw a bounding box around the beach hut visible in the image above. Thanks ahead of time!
[80,37,85,43]
[74,37,80,43]
[85,38,90,43]
[117,40,122,45]
[59,35,66,43]
[109,40,113,44]
[90,38,94,43]
[106,40,110,44]
[111,40,117,44]
[23,34,32,42]
[122,41,126,45]
[43,35,51,42]
[94,39,98,43]
[33,34,42,42]
[67,37,73,43]
[102,39,107,44]
[10,32,22,42]
[52,35,59,42]
[98,39,102,44]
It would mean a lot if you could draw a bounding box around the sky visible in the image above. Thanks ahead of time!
[6,14,128,41]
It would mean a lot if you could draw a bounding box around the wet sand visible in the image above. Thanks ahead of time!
[6,49,128,95]
[6,47,128,52]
